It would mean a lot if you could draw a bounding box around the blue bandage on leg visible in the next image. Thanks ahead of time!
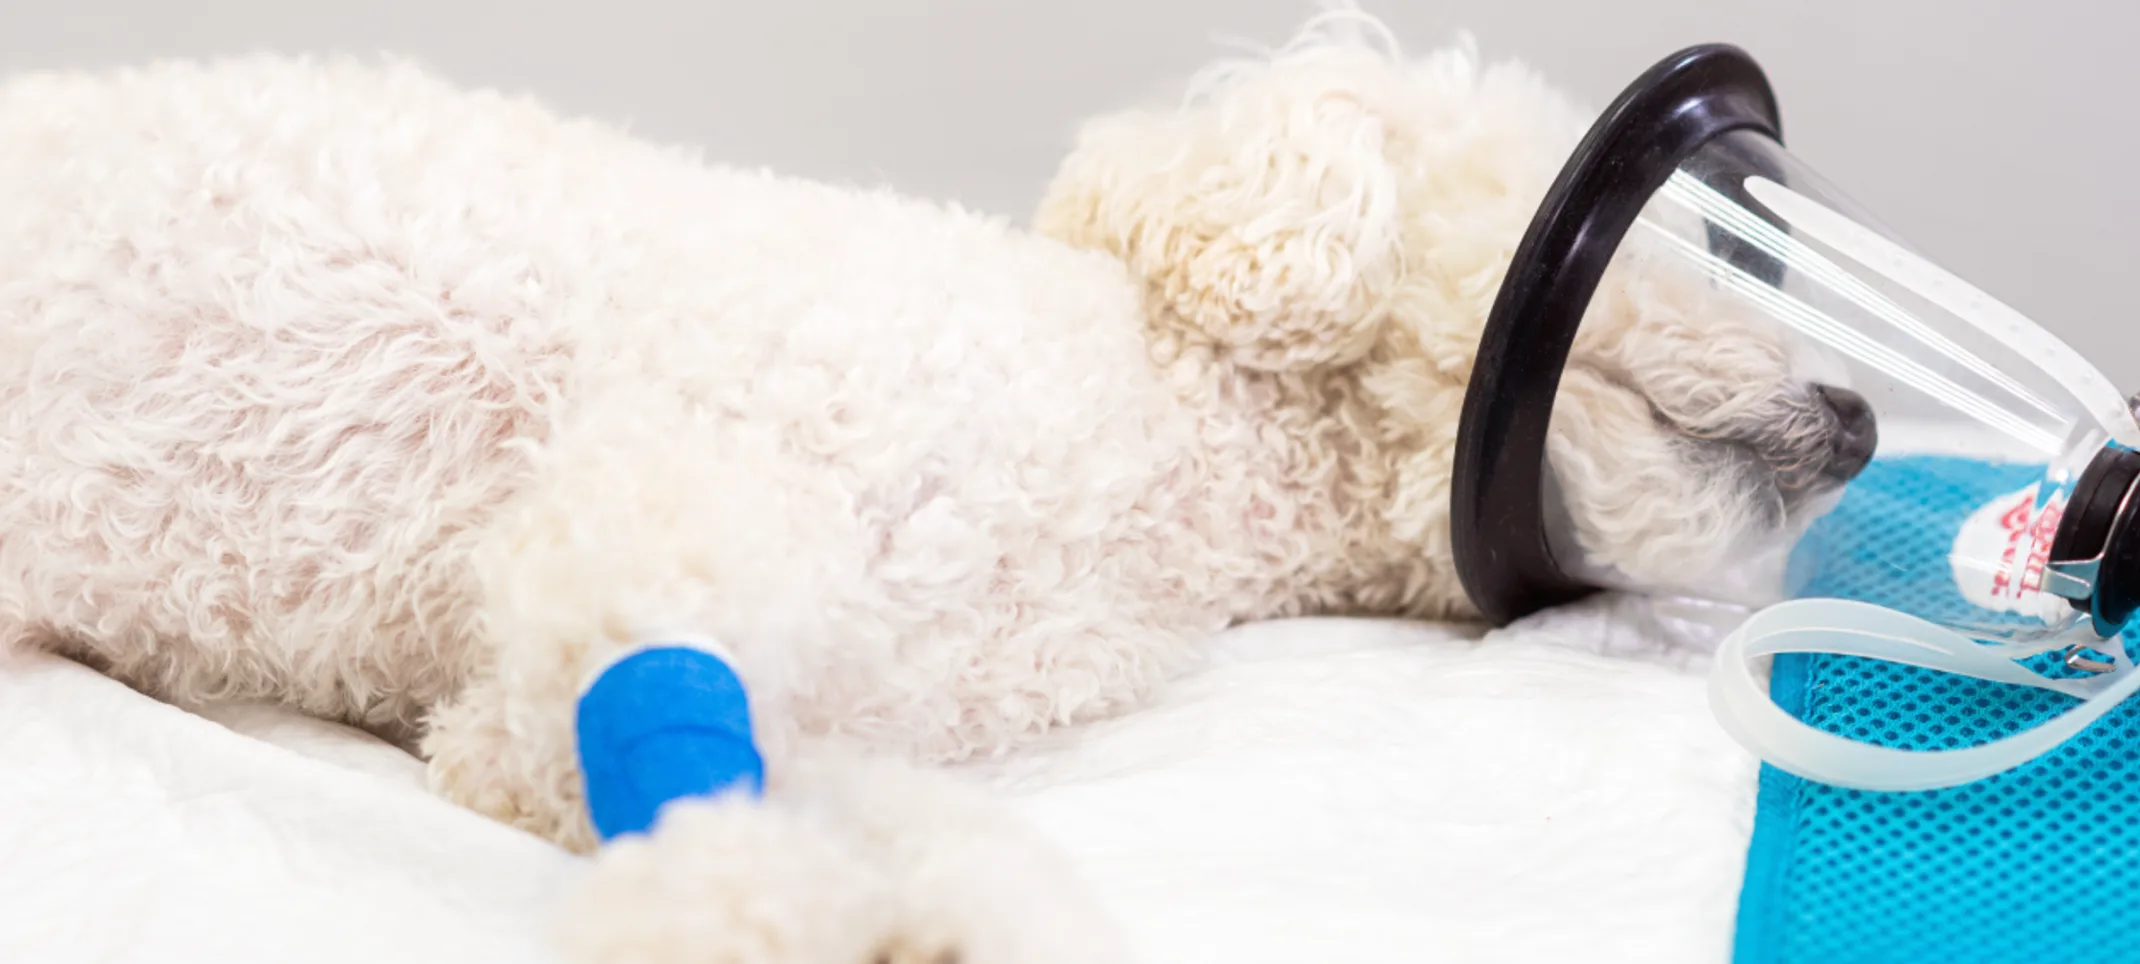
[574,643,765,841]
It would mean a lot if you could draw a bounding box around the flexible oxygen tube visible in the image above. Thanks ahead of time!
[1708,598,2140,791]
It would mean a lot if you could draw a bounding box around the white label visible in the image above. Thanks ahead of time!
[1950,483,2068,618]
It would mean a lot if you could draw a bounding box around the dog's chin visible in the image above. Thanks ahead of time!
[1670,438,1852,583]
[1780,475,1851,526]
[1665,480,1846,608]
[1760,456,1859,531]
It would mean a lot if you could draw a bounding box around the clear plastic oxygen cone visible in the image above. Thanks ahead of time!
[1540,128,2140,646]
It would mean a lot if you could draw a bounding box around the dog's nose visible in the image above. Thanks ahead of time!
[1814,384,1877,483]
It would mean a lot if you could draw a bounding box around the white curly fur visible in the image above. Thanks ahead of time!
[0,8,1849,962]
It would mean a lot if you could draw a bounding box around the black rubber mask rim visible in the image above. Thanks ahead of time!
[1449,44,1784,627]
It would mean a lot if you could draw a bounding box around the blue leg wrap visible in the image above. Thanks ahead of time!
[574,644,765,841]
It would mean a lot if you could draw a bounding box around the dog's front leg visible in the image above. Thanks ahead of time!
[420,383,860,850]
[419,389,1131,963]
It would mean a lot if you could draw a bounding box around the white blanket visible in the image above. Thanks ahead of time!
[0,594,1757,964]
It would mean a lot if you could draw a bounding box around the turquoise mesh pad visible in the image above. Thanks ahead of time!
[1734,455,2140,963]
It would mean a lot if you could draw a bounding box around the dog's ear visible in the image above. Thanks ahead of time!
[1036,50,1405,372]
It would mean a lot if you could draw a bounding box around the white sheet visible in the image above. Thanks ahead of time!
[0,593,1758,964]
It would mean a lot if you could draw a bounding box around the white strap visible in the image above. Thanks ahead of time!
[1708,598,2140,791]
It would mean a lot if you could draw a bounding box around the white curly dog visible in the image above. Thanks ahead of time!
[0,10,1864,963]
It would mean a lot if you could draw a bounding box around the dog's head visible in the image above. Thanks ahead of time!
[1036,11,1874,600]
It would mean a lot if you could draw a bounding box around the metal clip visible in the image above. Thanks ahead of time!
[2063,644,2117,675]
[2044,557,2101,602]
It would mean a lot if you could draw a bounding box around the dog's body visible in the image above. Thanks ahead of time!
[0,14,1860,962]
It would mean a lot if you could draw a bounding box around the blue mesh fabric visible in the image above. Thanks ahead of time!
[1735,455,2140,964]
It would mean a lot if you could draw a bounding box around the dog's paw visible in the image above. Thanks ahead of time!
[556,763,1135,964]
[558,794,899,964]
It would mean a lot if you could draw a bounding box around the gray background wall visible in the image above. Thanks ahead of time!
[7,0,2135,384]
